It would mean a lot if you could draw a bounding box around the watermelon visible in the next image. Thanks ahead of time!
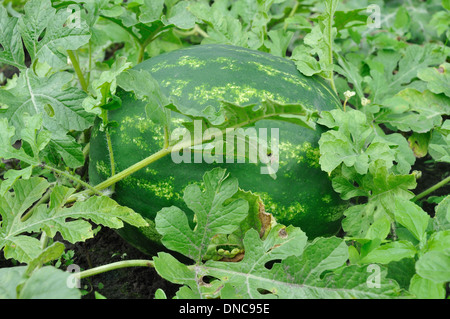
[89,44,347,255]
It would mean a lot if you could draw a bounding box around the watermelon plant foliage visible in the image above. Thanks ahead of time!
[152,168,405,299]
[0,0,449,300]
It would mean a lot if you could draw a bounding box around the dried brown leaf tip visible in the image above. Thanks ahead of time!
[258,201,273,238]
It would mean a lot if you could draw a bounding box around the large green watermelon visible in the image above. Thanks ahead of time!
[89,44,347,255]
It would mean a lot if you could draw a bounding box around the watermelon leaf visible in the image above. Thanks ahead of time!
[0,70,93,143]
[17,0,90,70]
[0,6,25,69]
[416,249,450,283]
[290,0,339,91]
[417,63,450,98]
[155,167,249,262]
[366,44,446,105]
[318,109,415,175]
[0,117,42,166]
[139,0,165,24]
[409,274,446,299]
[0,265,81,299]
[187,1,248,47]
[0,113,85,190]
[169,98,319,138]
[154,232,405,299]
[377,89,449,134]
[428,120,450,163]
[82,57,132,115]
[0,241,80,299]
[433,195,450,231]
[117,68,171,126]
[0,177,148,263]
[341,161,417,237]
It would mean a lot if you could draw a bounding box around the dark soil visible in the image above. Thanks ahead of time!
[411,154,450,215]
[0,225,181,299]
[65,227,181,299]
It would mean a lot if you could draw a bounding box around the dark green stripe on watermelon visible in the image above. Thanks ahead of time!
[89,44,347,255]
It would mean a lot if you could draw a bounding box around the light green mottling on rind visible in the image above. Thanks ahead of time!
[322,194,332,204]
[248,61,311,91]
[257,191,307,222]
[187,83,286,105]
[148,52,324,106]
[149,60,169,73]
[279,141,320,168]
[305,145,321,169]
[122,175,180,201]
[96,160,110,178]
[120,116,163,134]
[160,79,190,97]
[258,191,346,225]
[177,55,207,68]
[119,115,165,149]
[96,158,180,202]
[149,56,208,73]
[131,136,150,150]
[213,56,241,70]
[145,167,159,175]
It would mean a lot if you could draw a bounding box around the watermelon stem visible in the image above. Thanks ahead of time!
[88,147,172,195]
[164,125,170,149]
[67,50,88,92]
[194,24,209,38]
[174,25,209,38]
[138,25,169,63]
[105,130,116,177]
[326,3,337,94]
[284,1,300,31]
[413,175,450,202]
[138,45,146,64]
[72,133,206,201]
[100,109,117,191]
[76,259,155,280]
[45,165,104,196]
[21,185,53,222]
